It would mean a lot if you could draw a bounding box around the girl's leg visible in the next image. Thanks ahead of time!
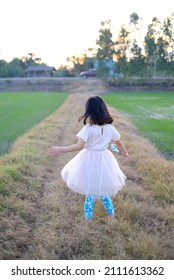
[84,194,96,220]
[100,194,114,215]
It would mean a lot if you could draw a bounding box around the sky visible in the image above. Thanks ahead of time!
[0,0,174,68]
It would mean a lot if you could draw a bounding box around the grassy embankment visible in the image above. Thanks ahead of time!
[103,92,174,160]
[0,93,174,260]
[0,92,68,154]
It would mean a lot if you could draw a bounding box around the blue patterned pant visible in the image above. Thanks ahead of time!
[84,194,114,220]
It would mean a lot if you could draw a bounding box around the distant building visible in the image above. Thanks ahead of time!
[25,66,56,77]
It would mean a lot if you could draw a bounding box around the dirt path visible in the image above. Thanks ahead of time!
[24,92,114,259]
[25,94,90,259]
[0,90,174,260]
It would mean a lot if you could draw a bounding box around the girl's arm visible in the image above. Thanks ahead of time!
[48,138,85,155]
[114,139,130,159]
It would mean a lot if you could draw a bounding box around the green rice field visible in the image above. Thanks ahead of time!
[103,92,174,160]
[0,92,68,154]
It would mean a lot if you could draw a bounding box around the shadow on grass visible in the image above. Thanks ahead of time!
[0,141,13,156]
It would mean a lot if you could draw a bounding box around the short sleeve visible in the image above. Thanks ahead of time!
[111,125,121,141]
[76,126,89,142]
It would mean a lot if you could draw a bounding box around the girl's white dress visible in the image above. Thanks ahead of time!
[61,124,126,197]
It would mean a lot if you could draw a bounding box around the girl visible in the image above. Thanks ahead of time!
[48,96,129,221]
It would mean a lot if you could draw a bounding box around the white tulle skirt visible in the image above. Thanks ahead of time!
[61,149,126,197]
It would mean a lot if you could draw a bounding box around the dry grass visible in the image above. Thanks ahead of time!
[0,93,174,260]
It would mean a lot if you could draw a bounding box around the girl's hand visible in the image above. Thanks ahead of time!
[48,146,62,156]
[122,151,130,160]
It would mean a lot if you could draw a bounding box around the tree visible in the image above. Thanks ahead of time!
[115,24,130,75]
[96,20,116,78]
[21,53,43,70]
[83,48,97,69]
[129,42,145,76]
[161,13,174,75]
[0,60,8,77]
[66,55,87,75]
[128,13,145,76]
[144,17,163,77]
[6,58,25,77]
[66,50,96,76]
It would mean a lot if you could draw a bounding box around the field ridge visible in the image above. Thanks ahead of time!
[0,93,174,259]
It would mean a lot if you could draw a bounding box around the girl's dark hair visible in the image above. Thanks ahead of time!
[78,96,113,125]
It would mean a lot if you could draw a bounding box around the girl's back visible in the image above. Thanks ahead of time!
[77,124,120,151]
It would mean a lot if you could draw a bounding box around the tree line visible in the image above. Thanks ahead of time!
[0,12,174,78]
[66,12,174,79]
[0,53,44,78]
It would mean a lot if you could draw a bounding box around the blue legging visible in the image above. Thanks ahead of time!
[84,194,114,220]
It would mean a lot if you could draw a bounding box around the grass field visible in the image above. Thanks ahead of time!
[103,92,174,160]
[0,94,174,260]
[0,92,68,154]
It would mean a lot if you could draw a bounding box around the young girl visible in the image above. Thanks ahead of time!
[48,96,129,221]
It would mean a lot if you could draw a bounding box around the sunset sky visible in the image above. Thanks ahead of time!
[0,0,174,68]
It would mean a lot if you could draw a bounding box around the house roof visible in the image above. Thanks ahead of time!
[25,66,56,72]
